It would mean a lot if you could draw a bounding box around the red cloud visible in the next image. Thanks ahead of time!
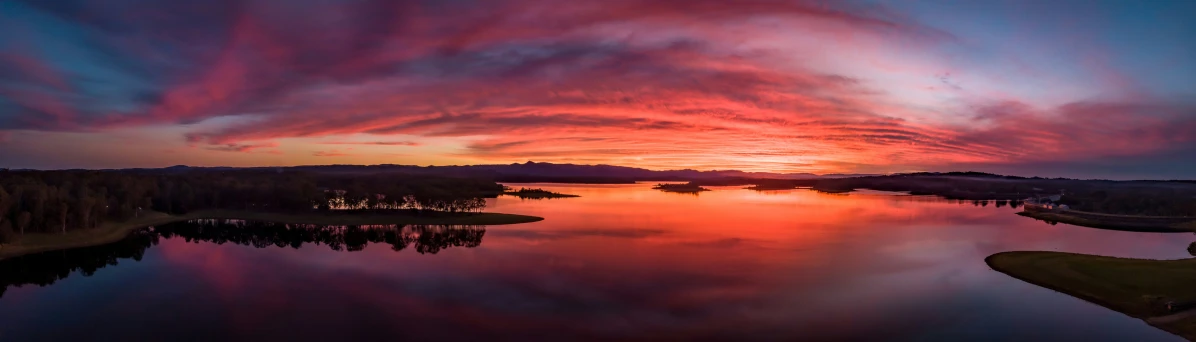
[1,0,1192,174]
[320,141,420,146]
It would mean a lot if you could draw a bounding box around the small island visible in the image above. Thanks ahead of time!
[502,188,580,199]
[652,183,711,194]
[987,251,1196,341]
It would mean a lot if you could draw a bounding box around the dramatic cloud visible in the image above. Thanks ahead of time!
[0,0,1193,176]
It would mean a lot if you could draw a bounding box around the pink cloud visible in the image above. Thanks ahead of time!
[204,142,280,153]
[312,149,352,157]
[320,141,420,146]
[1,0,1191,175]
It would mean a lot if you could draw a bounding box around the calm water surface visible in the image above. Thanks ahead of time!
[0,183,1189,341]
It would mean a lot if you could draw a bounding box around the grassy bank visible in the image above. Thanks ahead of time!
[0,211,184,262]
[1017,211,1196,233]
[0,209,542,261]
[987,251,1196,340]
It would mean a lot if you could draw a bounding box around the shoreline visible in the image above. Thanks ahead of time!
[0,209,542,261]
[987,251,1196,341]
[1017,211,1196,233]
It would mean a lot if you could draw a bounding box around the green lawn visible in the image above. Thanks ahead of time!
[987,251,1196,340]
[0,209,542,260]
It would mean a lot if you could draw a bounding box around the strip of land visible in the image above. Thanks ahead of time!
[1017,210,1196,233]
[745,184,799,191]
[0,209,542,261]
[987,251,1196,341]
[652,183,710,194]
[501,188,580,199]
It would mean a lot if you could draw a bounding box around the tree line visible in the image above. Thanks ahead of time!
[821,175,1196,216]
[169,219,485,253]
[0,220,486,298]
[0,169,505,242]
[697,174,1196,216]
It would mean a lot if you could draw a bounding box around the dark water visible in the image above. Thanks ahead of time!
[0,184,1188,341]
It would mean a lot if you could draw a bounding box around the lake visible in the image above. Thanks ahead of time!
[0,183,1189,341]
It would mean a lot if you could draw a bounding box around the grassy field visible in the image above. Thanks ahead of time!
[987,251,1196,340]
[0,209,542,260]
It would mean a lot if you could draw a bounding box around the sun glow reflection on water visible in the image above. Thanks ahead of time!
[0,183,1186,341]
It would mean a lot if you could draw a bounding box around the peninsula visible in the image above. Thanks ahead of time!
[0,169,543,260]
[987,251,1196,341]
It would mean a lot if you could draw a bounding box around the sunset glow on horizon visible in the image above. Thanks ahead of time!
[1,0,1194,178]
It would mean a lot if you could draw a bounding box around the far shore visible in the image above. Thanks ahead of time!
[1017,210,1196,233]
[811,187,853,194]
[0,209,543,261]
[652,183,710,194]
[502,193,580,199]
[745,184,799,191]
[501,188,581,199]
[987,251,1196,341]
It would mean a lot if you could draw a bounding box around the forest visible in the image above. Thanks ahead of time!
[0,169,505,242]
[810,174,1196,216]
[693,173,1196,216]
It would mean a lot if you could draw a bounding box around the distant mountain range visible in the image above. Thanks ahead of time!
[134,162,876,182]
[11,163,1188,183]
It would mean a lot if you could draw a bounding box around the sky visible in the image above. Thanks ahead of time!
[0,0,1193,179]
